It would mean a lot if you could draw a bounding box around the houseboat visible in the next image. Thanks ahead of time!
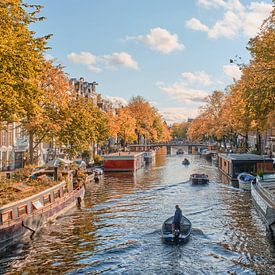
[103,152,145,172]
[218,153,274,187]
[0,169,85,252]
[251,173,275,238]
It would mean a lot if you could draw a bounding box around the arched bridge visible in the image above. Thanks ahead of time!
[129,142,207,154]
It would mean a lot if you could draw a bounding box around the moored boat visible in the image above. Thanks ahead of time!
[190,173,209,184]
[182,158,190,165]
[211,154,218,166]
[161,215,192,244]
[0,170,85,252]
[144,150,156,164]
[237,172,255,191]
[176,149,184,155]
[251,173,275,239]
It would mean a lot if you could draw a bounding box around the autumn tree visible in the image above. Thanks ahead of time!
[0,1,49,123]
[128,96,154,143]
[58,97,109,158]
[115,107,136,150]
[170,122,190,140]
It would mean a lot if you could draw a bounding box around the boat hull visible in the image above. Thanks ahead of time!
[238,180,252,191]
[0,185,85,252]
[161,216,192,245]
[251,182,275,238]
[190,174,209,185]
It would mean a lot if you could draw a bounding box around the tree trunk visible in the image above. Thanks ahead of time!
[256,130,262,154]
[29,131,34,164]
[244,132,248,152]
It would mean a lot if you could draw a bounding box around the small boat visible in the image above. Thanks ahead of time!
[190,173,209,184]
[176,149,184,155]
[93,168,103,176]
[237,172,255,190]
[211,154,218,166]
[182,158,190,165]
[161,215,192,244]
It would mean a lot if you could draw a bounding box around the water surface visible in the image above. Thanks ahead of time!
[1,150,274,274]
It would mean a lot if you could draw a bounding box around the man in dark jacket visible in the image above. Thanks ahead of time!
[173,205,182,231]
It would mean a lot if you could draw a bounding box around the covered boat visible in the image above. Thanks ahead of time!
[161,215,192,244]
[182,158,190,165]
[190,173,209,184]
[237,172,255,191]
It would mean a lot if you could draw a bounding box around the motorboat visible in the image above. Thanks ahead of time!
[190,173,209,184]
[182,158,190,165]
[94,168,103,176]
[161,215,192,244]
[237,172,255,191]
[176,149,184,155]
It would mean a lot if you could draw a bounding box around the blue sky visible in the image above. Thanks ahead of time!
[30,0,272,124]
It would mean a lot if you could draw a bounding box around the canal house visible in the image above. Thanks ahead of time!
[103,152,145,172]
[218,153,274,187]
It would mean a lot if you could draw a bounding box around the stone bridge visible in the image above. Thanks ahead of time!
[128,142,208,154]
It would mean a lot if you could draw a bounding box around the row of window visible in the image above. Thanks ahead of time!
[1,187,68,224]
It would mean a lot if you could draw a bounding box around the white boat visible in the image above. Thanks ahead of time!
[237,172,255,191]
[251,173,275,239]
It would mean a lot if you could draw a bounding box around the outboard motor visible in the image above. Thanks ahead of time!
[174,228,180,244]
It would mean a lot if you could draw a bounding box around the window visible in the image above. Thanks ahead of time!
[54,190,60,199]
[43,194,51,205]
[1,210,13,223]
[18,205,28,217]
[32,200,43,211]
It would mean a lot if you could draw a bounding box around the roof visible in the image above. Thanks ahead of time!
[218,153,273,162]
[103,151,144,160]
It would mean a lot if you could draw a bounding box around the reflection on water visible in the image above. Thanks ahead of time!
[1,152,274,274]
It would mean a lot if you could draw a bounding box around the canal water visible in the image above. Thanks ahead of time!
[1,150,275,274]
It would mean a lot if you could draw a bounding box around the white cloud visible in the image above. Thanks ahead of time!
[159,107,199,124]
[67,51,97,65]
[181,71,213,86]
[223,64,242,80]
[185,18,209,32]
[44,53,55,61]
[158,82,208,103]
[128,28,184,54]
[67,51,138,72]
[103,52,139,70]
[242,2,273,37]
[186,1,272,39]
[104,96,128,107]
[87,65,102,73]
[208,10,241,39]
[197,0,226,9]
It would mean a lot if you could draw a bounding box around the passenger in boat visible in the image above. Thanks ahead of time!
[173,205,182,231]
